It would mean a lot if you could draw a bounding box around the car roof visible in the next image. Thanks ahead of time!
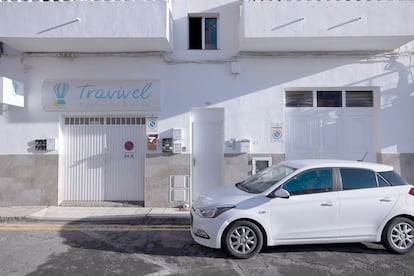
[280,159,394,172]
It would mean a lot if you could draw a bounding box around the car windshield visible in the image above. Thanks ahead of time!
[236,164,296,194]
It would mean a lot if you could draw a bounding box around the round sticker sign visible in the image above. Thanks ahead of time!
[124,141,134,152]
[272,128,283,140]
[148,118,157,129]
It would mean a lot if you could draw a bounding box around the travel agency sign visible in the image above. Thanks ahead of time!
[41,80,160,112]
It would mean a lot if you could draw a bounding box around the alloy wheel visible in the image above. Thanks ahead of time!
[390,222,414,250]
[229,225,258,255]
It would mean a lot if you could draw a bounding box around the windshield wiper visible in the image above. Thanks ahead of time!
[235,182,249,192]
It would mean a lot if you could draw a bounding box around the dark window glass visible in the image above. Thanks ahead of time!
[378,175,391,187]
[378,171,408,186]
[238,165,296,194]
[340,168,377,190]
[283,169,333,196]
[189,17,202,49]
[285,91,313,107]
[205,18,217,49]
[346,91,373,107]
[317,91,342,107]
[255,160,270,174]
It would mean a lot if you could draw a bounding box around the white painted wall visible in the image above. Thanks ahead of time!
[0,0,413,156]
[0,1,172,52]
[243,1,414,38]
[241,0,414,51]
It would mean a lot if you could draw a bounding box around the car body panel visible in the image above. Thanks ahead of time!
[337,186,401,238]
[268,191,340,241]
[192,185,252,209]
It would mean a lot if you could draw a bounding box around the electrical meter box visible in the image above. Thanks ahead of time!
[225,139,250,154]
[173,128,182,140]
[173,142,182,154]
[35,139,56,151]
[162,138,173,152]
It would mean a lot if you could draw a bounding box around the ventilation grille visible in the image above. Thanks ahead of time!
[64,116,146,125]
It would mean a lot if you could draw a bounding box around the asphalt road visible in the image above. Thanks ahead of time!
[0,223,413,276]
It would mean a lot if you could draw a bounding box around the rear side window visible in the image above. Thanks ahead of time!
[340,168,377,190]
[378,171,408,186]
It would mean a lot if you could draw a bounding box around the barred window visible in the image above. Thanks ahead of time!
[346,91,373,107]
[285,91,313,107]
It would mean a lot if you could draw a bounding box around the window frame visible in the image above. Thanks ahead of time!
[252,157,273,175]
[285,91,313,107]
[345,90,374,107]
[316,90,342,107]
[188,14,219,50]
[285,89,375,109]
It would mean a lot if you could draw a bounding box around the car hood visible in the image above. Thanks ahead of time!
[192,185,255,208]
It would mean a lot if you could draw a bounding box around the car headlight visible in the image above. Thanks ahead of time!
[194,205,235,218]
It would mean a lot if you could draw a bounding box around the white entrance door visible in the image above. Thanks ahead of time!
[191,108,224,200]
[286,109,375,161]
[104,118,146,201]
[62,116,145,202]
[63,117,106,201]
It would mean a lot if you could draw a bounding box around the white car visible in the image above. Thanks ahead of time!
[191,159,414,259]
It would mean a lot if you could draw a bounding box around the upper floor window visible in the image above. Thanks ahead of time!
[285,91,313,107]
[345,91,373,107]
[317,91,342,107]
[189,16,218,50]
[285,89,374,108]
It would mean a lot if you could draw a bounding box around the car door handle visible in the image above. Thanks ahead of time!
[379,197,393,202]
[321,201,335,207]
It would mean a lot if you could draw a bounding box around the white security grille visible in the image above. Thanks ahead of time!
[64,116,145,125]
[62,116,145,201]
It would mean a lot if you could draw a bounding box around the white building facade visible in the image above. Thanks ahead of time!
[0,0,413,207]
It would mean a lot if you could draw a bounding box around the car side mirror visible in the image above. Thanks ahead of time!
[268,188,290,199]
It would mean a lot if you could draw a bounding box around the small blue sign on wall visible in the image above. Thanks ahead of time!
[147,117,158,132]
[271,126,283,141]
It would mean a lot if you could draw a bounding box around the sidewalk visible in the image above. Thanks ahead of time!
[0,206,190,225]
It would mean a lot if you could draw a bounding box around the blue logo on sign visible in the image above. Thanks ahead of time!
[272,129,282,139]
[148,120,157,129]
[54,82,69,107]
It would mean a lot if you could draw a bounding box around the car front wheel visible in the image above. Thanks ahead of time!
[382,217,414,254]
[223,220,263,259]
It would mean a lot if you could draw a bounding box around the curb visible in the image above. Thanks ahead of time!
[0,215,191,225]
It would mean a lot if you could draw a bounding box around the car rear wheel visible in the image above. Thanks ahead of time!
[223,220,263,259]
[382,217,414,254]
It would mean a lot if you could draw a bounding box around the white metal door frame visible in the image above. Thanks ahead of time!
[191,108,225,202]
